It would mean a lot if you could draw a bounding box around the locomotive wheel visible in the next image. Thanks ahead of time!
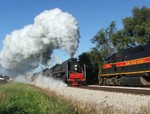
[115,78,121,86]
[106,78,110,86]
[103,78,107,85]
[68,82,72,87]
[99,77,103,85]
[108,78,115,86]
[106,78,112,86]
[112,77,116,86]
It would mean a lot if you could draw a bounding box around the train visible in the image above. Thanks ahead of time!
[41,58,86,86]
[0,74,10,82]
[98,42,150,86]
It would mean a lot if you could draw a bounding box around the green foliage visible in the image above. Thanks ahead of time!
[112,30,133,50]
[79,49,103,70]
[91,6,150,55]
[87,6,150,68]
[89,21,117,68]
[78,51,101,84]
[79,6,150,78]
[92,21,116,50]
[112,6,150,50]
[0,83,84,114]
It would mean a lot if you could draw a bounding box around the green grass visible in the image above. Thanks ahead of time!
[2,83,150,114]
[0,83,94,114]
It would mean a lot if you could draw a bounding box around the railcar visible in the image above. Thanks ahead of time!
[98,42,150,86]
[42,58,86,86]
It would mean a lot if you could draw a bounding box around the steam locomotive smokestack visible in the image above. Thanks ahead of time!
[0,8,80,74]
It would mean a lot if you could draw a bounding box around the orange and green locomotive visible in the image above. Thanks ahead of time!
[98,42,150,86]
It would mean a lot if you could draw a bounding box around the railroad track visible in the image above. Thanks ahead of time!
[75,85,150,96]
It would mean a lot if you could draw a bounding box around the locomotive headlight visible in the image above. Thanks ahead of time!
[74,68,78,71]
[74,65,78,71]
[74,65,77,67]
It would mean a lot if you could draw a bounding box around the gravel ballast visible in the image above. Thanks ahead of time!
[49,86,150,114]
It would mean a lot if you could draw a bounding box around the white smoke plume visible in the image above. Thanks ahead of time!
[33,75,67,88]
[0,8,79,75]
[49,54,62,67]
[14,75,29,83]
[13,74,67,88]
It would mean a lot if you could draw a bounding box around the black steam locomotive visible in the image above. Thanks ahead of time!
[42,58,86,86]
[99,42,150,86]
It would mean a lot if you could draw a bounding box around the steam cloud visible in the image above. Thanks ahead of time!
[0,8,79,74]
[34,75,67,88]
[14,74,67,88]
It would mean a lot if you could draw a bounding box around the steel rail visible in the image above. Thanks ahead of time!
[75,85,150,96]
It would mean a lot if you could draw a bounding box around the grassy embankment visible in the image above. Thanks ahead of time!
[1,83,150,114]
[0,83,96,114]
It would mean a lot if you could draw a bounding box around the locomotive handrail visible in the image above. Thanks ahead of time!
[84,64,86,79]
[51,70,66,75]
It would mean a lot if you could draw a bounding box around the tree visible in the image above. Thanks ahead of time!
[78,50,102,84]
[79,49,103,71]
[79,6,150,77]
[111,30,132,50]
[91,21,117,62]
[112,6,150,50]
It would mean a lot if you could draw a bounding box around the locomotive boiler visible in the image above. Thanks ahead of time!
[42,58,86,86]
[98,42,150,86]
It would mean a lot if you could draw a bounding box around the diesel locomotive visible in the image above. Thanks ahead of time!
[42,58,86,86]
[98,42,150,86]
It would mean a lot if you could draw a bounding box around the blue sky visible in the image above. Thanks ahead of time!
[0,0,150,61]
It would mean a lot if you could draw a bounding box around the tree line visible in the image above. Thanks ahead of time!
[79,6,150,74]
